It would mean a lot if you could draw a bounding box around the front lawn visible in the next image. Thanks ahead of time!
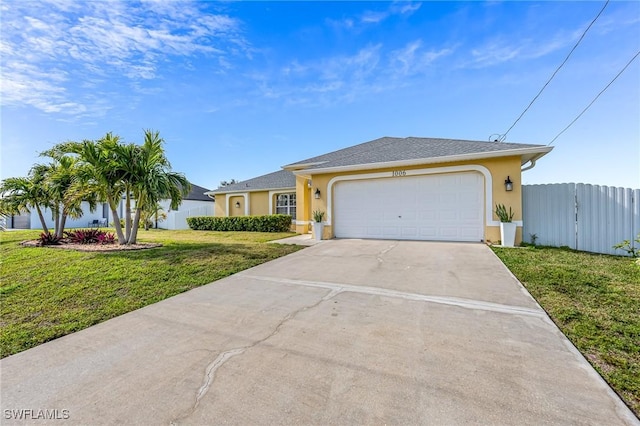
[492,246,639,417]
[0,229,302,358]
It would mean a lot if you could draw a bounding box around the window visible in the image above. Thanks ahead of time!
[276,193,296,217]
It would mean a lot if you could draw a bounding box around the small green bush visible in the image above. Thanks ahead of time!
[187,214,292,232]
[613,233,640,257]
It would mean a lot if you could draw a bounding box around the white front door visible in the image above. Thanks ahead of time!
[333,172,484,242]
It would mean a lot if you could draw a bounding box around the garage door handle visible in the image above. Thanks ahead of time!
[398,215,402,218]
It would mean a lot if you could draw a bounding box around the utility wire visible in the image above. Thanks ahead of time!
[548,49,640,146]
[498,0,610,142]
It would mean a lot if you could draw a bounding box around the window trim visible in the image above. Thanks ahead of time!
[268,188,296,217]
[274,192,296,217]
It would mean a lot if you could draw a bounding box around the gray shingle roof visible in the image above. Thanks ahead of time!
[284,136,547,170]
[208,170,296,194]
[184,183,214,201]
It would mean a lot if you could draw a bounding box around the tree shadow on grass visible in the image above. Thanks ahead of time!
[97,241,301,264]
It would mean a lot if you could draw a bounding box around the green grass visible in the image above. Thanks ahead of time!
[0,229,303,358]
[492,245,640,417]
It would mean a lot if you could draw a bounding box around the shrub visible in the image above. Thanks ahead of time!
[109,219,126,228]
[312,210,325,223]
[187,215,292,232]
[65,229,116,245]
[613,233,640,257]
[495,203,514,222]
[38,232,61,246]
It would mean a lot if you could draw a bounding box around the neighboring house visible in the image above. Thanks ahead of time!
[5,183,213,231]
[6,201,118,230]
[155,183,214,230]
[208,136,553,244]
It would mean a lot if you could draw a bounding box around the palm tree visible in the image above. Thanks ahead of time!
[0,171,51,233]
[54,133,129,244]
[50,130,187,245]
[139,202,167,230]
[33,154,92,239]
[125,130,190,244]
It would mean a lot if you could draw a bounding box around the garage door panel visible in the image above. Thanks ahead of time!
[419,227,438,237]
[439,193,457,204]
[334,172,484,242]
[366,226,383,236]
[418,211,437,221]
[402,211,417,220]
[401,227,418,237]
[383,227,400,237]
[460,210,479,220]
[418,194,439,205]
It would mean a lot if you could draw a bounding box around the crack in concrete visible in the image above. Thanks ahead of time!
[376,242,398,264]
[194,348,245,408]
[171,287,337,424]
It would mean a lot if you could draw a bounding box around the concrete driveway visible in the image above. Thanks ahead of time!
[1,240,637,425]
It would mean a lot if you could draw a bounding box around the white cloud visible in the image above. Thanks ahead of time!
[361,11,389,24]
[389,40,453,76]
[390,2,422,16]
[0,1,246,117]
[327,1,422,30]
[262,40,452,106]
[464,27,579,69]
[471,41,522,67]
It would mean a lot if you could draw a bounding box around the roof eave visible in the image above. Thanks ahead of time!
[291,146,554,175]
[206,186,296,196]
[282,161,328,171]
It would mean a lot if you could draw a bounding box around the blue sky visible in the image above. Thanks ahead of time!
[1,1,639,190]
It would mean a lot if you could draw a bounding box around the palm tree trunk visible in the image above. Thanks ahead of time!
[128,208,142,244]
[109,198,126,244]
[57,212,68,239]
[34,205,49,234]
[53,207,60,238]
[124,193,132,243]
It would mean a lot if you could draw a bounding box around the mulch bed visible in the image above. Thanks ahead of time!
[20,240,162,252]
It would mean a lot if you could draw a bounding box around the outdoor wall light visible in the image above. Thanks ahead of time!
[314,188,321,199]
[505,176,513,192]
[307,179,312,189]
[235,201,241,208]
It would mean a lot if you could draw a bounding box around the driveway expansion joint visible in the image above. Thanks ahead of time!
[238,274,546,318]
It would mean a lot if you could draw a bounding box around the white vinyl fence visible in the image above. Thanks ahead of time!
[161,205,214,230]
[522,183,640,256]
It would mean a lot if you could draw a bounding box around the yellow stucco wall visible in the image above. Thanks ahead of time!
[211,190,295,233]
[228,195,244,217]
[250,192,269,216]
[214,194,226,217]
[295,176,313,234]
[296,156,524,243]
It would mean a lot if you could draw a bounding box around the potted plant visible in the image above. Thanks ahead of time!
[312,210,325,241]
[495,203,516,247]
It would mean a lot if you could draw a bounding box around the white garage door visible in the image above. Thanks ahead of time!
[334,172,484,242]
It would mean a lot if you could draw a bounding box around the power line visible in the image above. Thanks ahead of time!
[548,49,640,146]
[497,0,610,142]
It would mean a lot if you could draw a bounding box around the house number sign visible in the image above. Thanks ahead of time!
[392,170,407,177]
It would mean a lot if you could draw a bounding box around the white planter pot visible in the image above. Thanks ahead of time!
[312,222,324,241]
[500,222,517,247]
